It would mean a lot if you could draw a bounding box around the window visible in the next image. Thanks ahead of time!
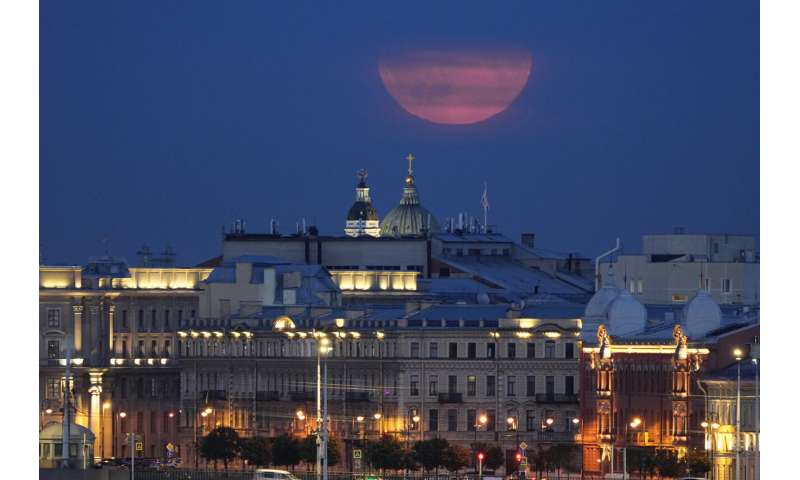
[527,343,536,358]
[120,379,127,399]
[121,310,128,329]
[545,341,555,359]
[151,340,158,356]
[507,343,516,358]
[120,340,127,357]
[177,310,183,326]
[137,412,144,432]
[428,409,439,432]
[565,376,575,395]
[46,377,61,399]
[164,310,170,330]
[546,376,555,396]
[439,268,450,277]
[722,278,732,293]
[429,342,438,358]
[447,409,458,431]
[164,340,171,356]
[448,375,457,393]
[47,340,60,359]
[467,376,477,396]
[151,309,157,331]
[136,378,144,399]
[507,376,516,396]
[138,341,145,357]
[526,410,536,431]
[467,343,476,359]
[456,248,463,257]
[526,376,536,396]
[448,343,458,359]
[486,410,496,431]
[150,411,157,433]
[487,343,496,359]
[429,375,438,396]
[467,409,476,431]
[410,375,419,396]
[407,265,424,272]
[565,343,575,359]
[47,309,60,328]
[137,310,144,331]
[410,342,420,358]
[486,376,495,397]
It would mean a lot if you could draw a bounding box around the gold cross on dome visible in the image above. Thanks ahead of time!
[406,153,415,175]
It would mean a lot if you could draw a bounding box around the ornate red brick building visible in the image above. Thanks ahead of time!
[579,324,709,475]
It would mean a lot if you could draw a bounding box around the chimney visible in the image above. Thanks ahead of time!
[521,233,536,249]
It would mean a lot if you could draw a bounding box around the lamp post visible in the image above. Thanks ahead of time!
[115,411,126,459]
[623,417,641,479]
[373,412,383,437]
[734,348,743,480]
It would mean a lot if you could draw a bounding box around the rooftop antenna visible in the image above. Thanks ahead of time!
[137,244,153,267]
[302,217,307,234]
[481,181,489,232]
[162,244,176,266]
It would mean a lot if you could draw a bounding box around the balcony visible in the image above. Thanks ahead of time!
[290,391,316,402]
[535,393,578,404]
[438,392,463,403]
[537,431,578,443]
[256,391,280,401]
[200,389,227,401]
[346,391,370,402]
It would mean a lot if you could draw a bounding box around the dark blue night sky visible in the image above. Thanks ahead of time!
[40,0,759,266]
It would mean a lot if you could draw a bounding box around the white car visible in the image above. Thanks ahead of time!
[253,469,303,480]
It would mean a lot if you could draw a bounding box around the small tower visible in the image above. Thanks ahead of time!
[344,170,381,237]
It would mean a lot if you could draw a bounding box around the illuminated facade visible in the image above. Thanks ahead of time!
[579,324,709,475]
[173,306,583,469]
[39,259,211,461]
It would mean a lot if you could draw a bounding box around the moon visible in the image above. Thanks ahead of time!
[378,48,533,125]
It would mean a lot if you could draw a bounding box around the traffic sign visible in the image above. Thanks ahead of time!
[519,441,528,450]
[135,441,143,452]
[520,457,528,467]
[353,449,362,459]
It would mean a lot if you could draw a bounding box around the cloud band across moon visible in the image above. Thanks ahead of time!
[379,48,533,125]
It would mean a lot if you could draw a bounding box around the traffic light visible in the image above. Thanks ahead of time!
[515,452,523,462]
[477,452,485,461]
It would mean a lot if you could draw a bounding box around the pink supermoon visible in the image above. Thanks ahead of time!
[378,48,533,125]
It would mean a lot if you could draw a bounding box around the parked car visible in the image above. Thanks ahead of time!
[253,469,303,480]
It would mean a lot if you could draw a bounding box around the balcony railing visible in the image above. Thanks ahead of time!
[345,391,370,402]
[537,431,578,443]
[290,391,316,402]
[256,391,280,401]
[200,389,227,401]
[535,393,578,403]
[438,392,463,403]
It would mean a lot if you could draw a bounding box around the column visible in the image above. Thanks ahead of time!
[73,304,84,354]
[88,371,103,462]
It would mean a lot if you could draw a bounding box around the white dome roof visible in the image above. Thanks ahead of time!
[584,284,621,321]
[39,421,95,442]
[682,290,722,338]
[607,289,647,336]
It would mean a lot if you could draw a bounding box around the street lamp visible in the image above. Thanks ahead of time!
[734,348,744,480]
[623,417,641,478]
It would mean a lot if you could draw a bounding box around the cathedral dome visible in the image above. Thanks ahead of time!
[584,284,621,320]
[681,290,722,338]
[344,171,380,238]
[607,288,647,336]
[380,155,440,237]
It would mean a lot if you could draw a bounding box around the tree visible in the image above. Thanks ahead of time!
[471,443,504,471]
[298,435,317,468]
[545,445,580,477]
[653,449,684,478]
[272,434,302,470]
[685,448,711,477]
[240,437,272,468]
[442,444,471,472]
[199,427,240,471]
[364,435,406,471]
[412,438,450,473]
[627,447,656,479]
[326,436,342,468]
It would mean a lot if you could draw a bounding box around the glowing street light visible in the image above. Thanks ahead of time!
[45,408,53,414]
[572,418,580,425]
[545,417,554,426]
[478,414,488,425]
[118,411,127,419]
[168,412,175,418]
[356,416,365,422]
[297,410,306,421]
[373,412,382,420]
[412,415,421,424]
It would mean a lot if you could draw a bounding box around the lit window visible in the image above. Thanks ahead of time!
[47,340,60,359]
[47,309,60,328]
